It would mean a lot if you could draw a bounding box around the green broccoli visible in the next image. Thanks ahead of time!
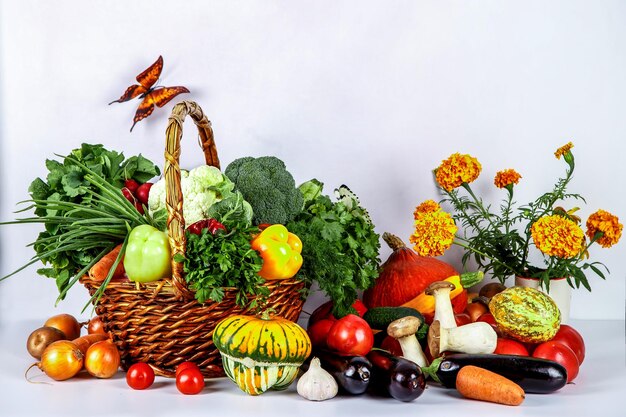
[224,156,304,225]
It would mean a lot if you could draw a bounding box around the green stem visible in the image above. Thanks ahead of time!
[454,239,514,274]
[462,183,497,229]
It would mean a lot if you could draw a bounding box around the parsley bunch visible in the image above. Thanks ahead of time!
[288,186,381,318]
[175,227,269,306]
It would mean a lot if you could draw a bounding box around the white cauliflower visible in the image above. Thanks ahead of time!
[148,165,235,226]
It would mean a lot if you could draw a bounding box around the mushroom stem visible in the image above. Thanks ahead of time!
[426,281,457,329]
[428,320,497,358]
[387,316,429,368]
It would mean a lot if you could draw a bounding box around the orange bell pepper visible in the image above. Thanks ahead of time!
[401,272,484,316]
[251,224,303,280]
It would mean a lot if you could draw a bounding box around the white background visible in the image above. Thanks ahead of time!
[1,0,625,324]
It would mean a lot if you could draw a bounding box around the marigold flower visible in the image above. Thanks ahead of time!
[413,200,441,219]
[410,210,457,257]
[494,169,522,189]
[554,142,574,159]
[435,153,482,191]
[531,215,585,259]
[586,209,623,248]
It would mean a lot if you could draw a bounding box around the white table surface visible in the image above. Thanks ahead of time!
[0,318,624,417]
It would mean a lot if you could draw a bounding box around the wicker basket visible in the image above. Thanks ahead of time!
[81,101,306,378]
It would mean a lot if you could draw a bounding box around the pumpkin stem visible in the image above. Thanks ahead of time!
[260,308,277,320]
[382,232,408,251]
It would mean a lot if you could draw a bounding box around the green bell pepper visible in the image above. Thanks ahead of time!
[124,224,172,283]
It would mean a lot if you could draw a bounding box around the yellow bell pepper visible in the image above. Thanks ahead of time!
[251,224,303,280]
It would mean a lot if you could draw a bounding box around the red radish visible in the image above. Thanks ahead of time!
[135,182,153,205]
[124,179,140,193]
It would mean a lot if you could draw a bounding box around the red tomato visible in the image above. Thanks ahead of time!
[550,324,585,365]
[494,338,529,356]
[454,313,472,326]
[307,318,336,349]
[476,313,503,337]
[308,300,368,326]
[176,367,205,395]
[326,314,374,356]
[176,361,201,378]
[126,362,155,390]
[533,341,580,383]
[380,335,403,357]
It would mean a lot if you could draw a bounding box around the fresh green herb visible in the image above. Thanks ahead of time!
[1,144,160,302]
[287,183,381,318]
[174,226,269,306]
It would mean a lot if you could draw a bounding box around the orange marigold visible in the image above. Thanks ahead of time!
[435,153,482,191]
[414,200,441,219]
[586,209,623,248]
[410,210,457,257]
[554,142,574,159]
[531,215,585,258]
[494,169,522,189]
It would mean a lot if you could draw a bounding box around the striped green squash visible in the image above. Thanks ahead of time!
[213,313,311,395]
[489,286,561,343]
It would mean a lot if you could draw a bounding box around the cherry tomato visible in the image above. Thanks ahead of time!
[176,367,205,395]
[454,313,472,326]
[326,314,374,356]
[533,341,580,383]
[307,318,336,349]
[176,361,201,378]
[126,362,155,390]
[308,300,368,327]
[550,324,585,364]
[494,338,529,356]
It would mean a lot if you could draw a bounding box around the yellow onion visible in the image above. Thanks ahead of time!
[44,314,82,340]
[37,340,84,381]
[84,340,120,378]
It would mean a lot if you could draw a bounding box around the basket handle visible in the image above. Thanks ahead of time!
[164,101,220,300]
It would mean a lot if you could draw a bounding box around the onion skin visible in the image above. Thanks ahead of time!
[44,314,82,341]
[85,340,120,379]
[38,340,84,381]
[87,316,108,336]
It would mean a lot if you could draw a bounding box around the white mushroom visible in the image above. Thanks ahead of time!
[428,320,498,358]
[425,281,457,329]
[387,316,429,368]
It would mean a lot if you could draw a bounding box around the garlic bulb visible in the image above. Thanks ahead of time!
[297,357,338,401]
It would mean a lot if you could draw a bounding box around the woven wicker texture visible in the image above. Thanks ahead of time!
[81,101,305,378]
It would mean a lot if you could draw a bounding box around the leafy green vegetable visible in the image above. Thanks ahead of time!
[2,144,160,302]
[174,227,269,306]
[205,191,253,229]
[287,184,381,318]
[224,156,303,225]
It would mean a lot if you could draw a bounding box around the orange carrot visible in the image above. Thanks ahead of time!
[72,334,110,355]
[456,365,525,406]
[89,244,125,282]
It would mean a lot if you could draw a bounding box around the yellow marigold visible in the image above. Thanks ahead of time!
[435,153,482,191]
[494,169,522,189]
[554,142,574,159]
[410,210,457,257]
[586,209,623,248]
[413,200,441,219]
[531,215,585,259]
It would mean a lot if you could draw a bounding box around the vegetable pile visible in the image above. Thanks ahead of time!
[6,140,591,407]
